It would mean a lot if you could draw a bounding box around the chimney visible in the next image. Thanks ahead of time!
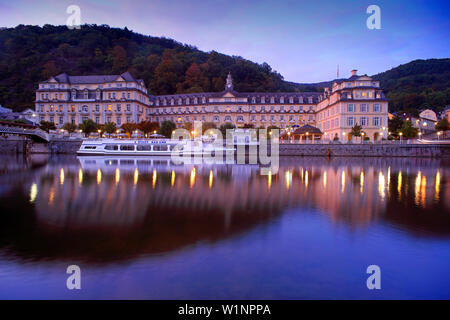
[351,69,357,76]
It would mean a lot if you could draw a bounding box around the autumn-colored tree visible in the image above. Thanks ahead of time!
[121,122,137,136]
[202,122,217,133]
[41,60,59,79]
[111,45,128,73]
[436,118,449,131]
[138,121,159,134]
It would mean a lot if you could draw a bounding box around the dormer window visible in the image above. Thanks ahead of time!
[280,97,284,103]
[270,97,275,103]
[289,97,293,103]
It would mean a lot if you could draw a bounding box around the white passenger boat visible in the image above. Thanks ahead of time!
[77,139,234,156]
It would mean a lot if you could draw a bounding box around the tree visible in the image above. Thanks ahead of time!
[159,120,176,138]
[399,120,418,139]
[219,123,236,138]
[137,121,159,135]
[121,122,137,136]
[78,119,98,137]
[202,122,217,133]
[182,122,193,132]
[111,45,128,73]
[266,125,280,139]
[388,116,404,138]
[62,122,77,133]
[41,60,59,79]
[350,123,362,142]
[39,120,56,133]
[103,121,117,134]
[436,118,449,131]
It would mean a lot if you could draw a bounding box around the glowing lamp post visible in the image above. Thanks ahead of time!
[399,132,403,142]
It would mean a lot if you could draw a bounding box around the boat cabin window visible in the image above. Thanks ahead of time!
[105,145,119,150]
[137,145,152,151]
[153,145,168,151]
[84,146,97,149]
[120,145,135,151]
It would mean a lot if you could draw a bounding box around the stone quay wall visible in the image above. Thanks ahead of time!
[278,143,450,158]
[1,137,449,158]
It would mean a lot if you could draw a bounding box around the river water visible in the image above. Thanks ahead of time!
[0,154,449,299]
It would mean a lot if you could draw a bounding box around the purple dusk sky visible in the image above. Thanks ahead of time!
[1,0,449,83]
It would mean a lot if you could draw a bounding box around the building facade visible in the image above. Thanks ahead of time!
[36,69,389,141]
[35,72,150,127]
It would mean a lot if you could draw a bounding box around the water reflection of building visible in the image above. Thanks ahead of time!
[0,155,448,263]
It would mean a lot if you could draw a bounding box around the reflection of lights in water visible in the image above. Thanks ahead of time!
[387,167,391,188]
[285,170,292,189]
[360,171,364,193]
[341,171,345,193]
[397,172,402,196]
[49,188,55,204]
[133,168,139,185]
[190,168,196,188]
[268,170,272,189]
[78,169,83,185]
[171,170,175,187]
[209,170,213,189]
[152,169,157,188]
[323,172,327,188]
[29,183,38,203]
[420,175,426,207]
[304,170,309,188]
[115,168,120,184]
[435,171,441,201]
[60,168,64,185]
[96,169,102,184]
[300,168,304,182]
[378,171,385,199]
[415,171,421,205]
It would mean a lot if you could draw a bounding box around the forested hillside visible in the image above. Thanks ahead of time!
[0,25,448,114]
[372,59,450,114]
[0,24,301,111]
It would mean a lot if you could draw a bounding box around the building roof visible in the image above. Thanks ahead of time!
[292,124,322,135]
[44,71,143,85]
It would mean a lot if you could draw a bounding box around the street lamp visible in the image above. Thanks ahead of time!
[437,131,442,140]
[399,132,403,142]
